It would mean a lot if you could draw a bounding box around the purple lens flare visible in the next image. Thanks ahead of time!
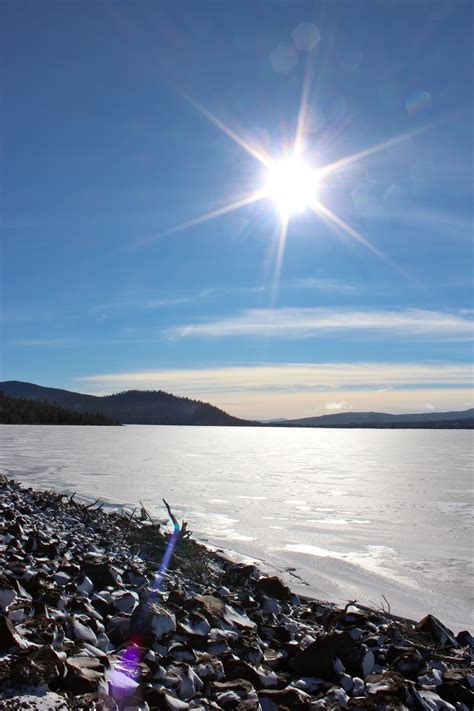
[108,508,182,701]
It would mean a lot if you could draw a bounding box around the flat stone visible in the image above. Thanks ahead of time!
[194,594,225,621]
[223,604,256,630]
[64,664,106,694]
[111,590,139,614]
[258,686,312,706]
[365,671,407,699]
[72,617,98,646]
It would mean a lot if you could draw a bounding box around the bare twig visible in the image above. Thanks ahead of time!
[86,498,101,509]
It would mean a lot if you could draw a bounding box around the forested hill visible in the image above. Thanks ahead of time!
[0,381,252,426]
[0,392,120,426]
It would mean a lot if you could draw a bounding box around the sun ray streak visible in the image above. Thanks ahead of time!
[318,124,431,177]
[121,191,267,251]
[293,47,316,157]
[311,200,408,276]
[271,212,290,305]
[182,92,273,167]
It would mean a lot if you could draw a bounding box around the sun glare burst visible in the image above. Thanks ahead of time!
[264,157,320,215]
[128,70,428,289]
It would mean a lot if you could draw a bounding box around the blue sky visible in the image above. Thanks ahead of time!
[1,0,473,419]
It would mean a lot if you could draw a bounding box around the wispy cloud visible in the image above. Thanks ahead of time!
[326,401,350,410]
[167,307,473,340]
[290,278,359,293]
[78,362,473,394]
[94,285,267,314]
[77,362,474,419]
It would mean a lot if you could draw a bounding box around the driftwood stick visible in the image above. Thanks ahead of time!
[69,492,76,503]
[163,499,179,528]
[139,500,152,521]
[86,498,101,509]
[163,499,189,537]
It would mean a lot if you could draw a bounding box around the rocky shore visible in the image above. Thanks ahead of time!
[0,474,472,710]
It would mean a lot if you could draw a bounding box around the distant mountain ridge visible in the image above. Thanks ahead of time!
[1,381,472,428]
[0,381,252,426]
[284,408,474,427]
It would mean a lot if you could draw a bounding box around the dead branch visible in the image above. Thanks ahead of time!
[139,500,152,521]
[163,499,190,538]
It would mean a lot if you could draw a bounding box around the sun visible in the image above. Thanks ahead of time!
[264,155,320,216]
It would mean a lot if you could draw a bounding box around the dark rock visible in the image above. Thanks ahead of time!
[365,672,408,700]
[290,630,364,680]
[258,686,312,708]
[437,680,474,706]
[222,564,258,585]
[143,685,170,708]
[130,601,176,645]
[255,576,291,601]
[70,694,118,710]
[11,645,65,686]
[0,614,29,652]
[260,624,292,644]
[63,662,106,694]
[456,629,474,647]
[194,594,226,621]
[213,677,256,695]
[389,650,427,680]
[82,562,117,589]
[349,694,409,709]
[66,654,104,674]
[222,657,262,686]
[416,614,458,647]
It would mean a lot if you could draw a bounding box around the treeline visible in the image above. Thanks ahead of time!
[0,392,120,426]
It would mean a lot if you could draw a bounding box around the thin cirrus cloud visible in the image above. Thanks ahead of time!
[77,363,473,418]
[166,307,474,340]
[79,362,473,395]
[290,278,359,293]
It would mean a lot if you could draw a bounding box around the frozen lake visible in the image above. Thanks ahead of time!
[0,425,472,633]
